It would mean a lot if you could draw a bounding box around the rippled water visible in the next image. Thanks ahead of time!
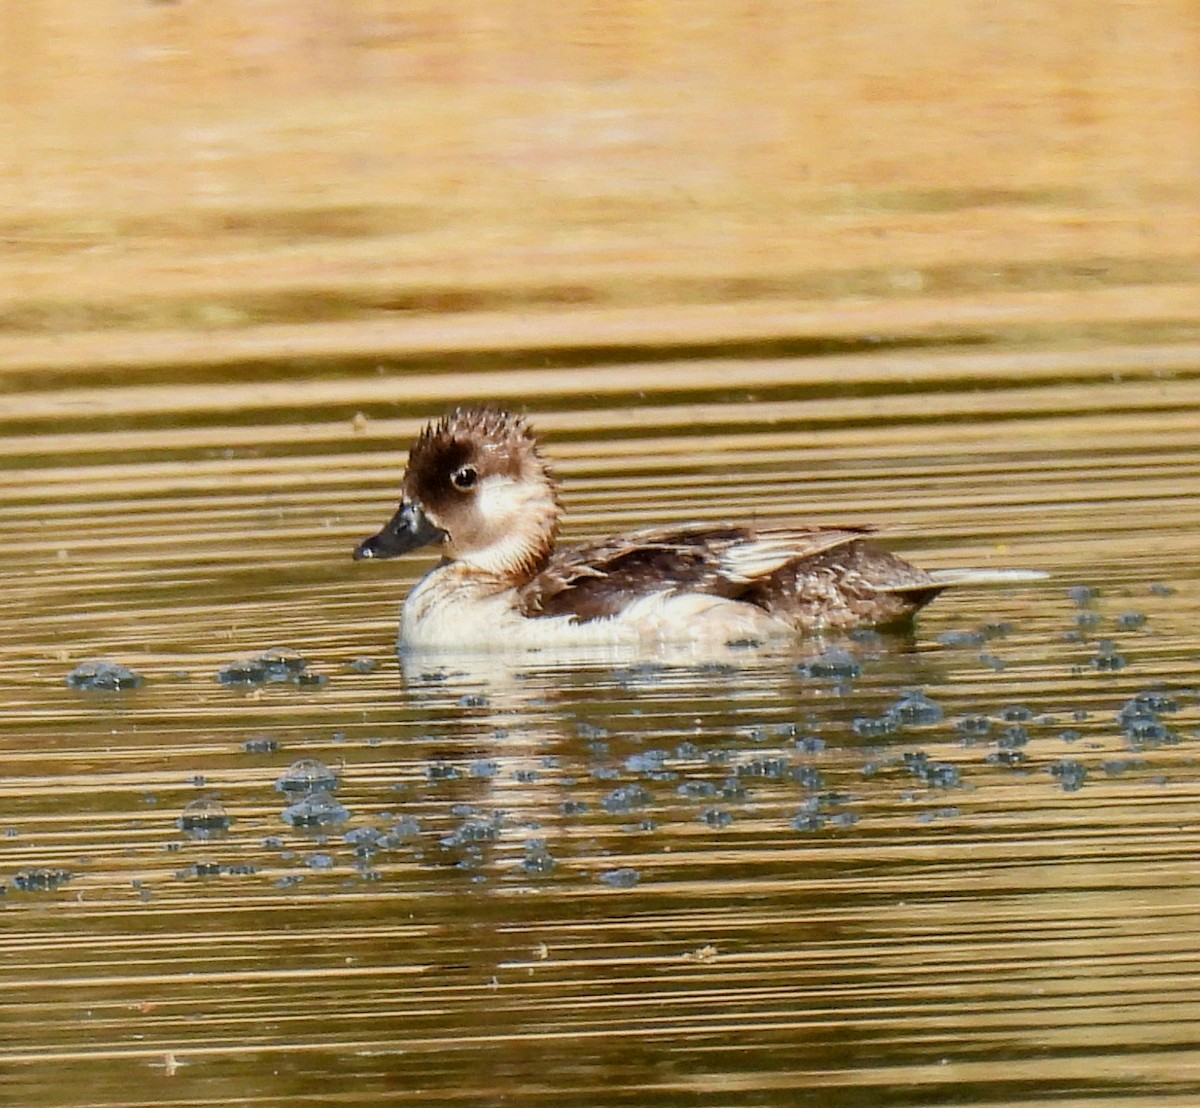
[5,3,1200,1106]
[7,344,1200,1106]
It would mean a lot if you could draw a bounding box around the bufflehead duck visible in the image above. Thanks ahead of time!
[354,407,1041,650]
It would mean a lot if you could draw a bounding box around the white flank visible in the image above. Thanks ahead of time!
[401,572,792,651]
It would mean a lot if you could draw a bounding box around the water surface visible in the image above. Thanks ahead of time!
[4,3,1200,1106]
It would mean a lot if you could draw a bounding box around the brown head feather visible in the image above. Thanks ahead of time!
[400,407,561,581]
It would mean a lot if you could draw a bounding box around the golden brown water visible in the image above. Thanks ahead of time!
[3,3,1200,1105]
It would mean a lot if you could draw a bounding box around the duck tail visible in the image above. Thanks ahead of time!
[874,568,1047,595]
[926,568,1049,587]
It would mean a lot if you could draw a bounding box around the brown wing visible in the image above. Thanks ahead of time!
[517,522,874,622]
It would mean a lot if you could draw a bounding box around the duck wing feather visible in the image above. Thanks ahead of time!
[518,522,874,621]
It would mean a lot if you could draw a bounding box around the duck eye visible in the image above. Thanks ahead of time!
[451,465,478,490]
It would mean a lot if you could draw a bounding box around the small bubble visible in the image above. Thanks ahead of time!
[598,867,640,888]
[281,791,349,827]
[601,784,652,814]
[521,848,556,875]
[275,759,338,795]
[986,750,1026,766]
[1114,612,1146,630]
[852,716,898,737]
[177,796,230,840]
[997,726,1029,749]
[996,705,1033,722]
[887,690,944,726]
[242,737,279,754]
[11,869,73,892]
[903,752,960,788]
[66,660,143,692]
[217,648,319,687]
[383,816,421,844]
[797,649,862,680]
[792,765,823,789]
[625,750,669,774]
[1089,641,1126,671]
[936,629,986,648]
[1049,760,1088,792]
[344,827,385,856]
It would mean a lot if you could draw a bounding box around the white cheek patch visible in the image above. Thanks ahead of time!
[452,473,556,575]
[472,475,523,522]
